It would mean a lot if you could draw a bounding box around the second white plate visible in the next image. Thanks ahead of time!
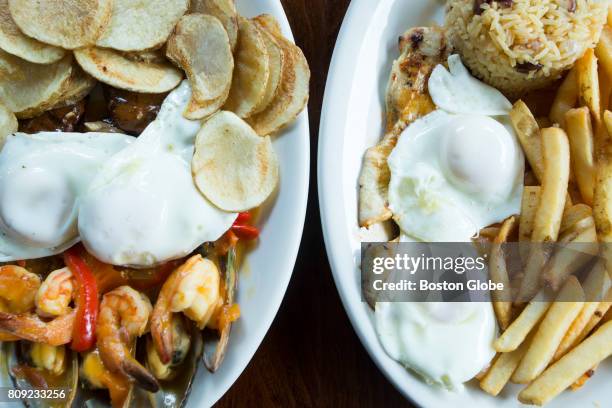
[318,0,611,407]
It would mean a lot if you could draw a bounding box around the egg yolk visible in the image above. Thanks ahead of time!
[440,115,516,199]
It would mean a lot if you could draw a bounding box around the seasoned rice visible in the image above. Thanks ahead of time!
[445,0,608,97]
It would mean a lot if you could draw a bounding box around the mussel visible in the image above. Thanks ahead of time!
[2,341,78,408]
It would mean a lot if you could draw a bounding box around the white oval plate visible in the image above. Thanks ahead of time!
[318,0,610,407]
[0,1,309,407]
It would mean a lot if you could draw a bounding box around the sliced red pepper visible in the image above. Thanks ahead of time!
[231,224,260,240]
[234,212,252,225]
[64,245,99,352]
[231,211,259,240]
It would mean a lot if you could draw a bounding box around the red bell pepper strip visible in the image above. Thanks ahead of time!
[231,212,259,240]
[64,246,99,352]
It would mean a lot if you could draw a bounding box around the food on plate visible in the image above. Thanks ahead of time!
[489,216,516,330]
[166,14,234,119]
[387,55,523,242]
[95,0,189,52]
[74,47,183,94]
[0,50,73,118]
[518,320,612,405]
[190,0,239,51]
[0,0,65,64]
[247,14,310,136]
[446,0,607,97]
[0,103,16,146]
[358,2,611,403]
[192,111,279,212]
[8,0,113,50]
[376,302,497,390]
[516,127,570,302]
[223,17,271,118]
[358,26,450,228]
[0,4,308,407]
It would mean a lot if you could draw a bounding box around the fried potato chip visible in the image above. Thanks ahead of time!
[8,0,112,50]
[193,111,279,212]
[0,0,65,64]
[0,50,73,118]
[248,18,310,135]
[75,47,182,93]
[253,14,283,37]
[0,103,17,147]
[224,17,270,118]
[250,18,284,116]
[183,80,230,120]
[190,0,238,51]
[96,0,189,51]
[53,66,96,109]
[167,14,233,106]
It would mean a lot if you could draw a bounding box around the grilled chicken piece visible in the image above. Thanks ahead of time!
[358,26,450,228]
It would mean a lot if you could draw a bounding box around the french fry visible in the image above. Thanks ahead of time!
[595,25,612,80]
[575,287,612,345]
[489,216,516,330]
[511,100,544,181]
[553,262,611,360]
[605,110,612,137]
[480,334,532,396]
[558,203,593,238]
[565,108,596,205]
[540,224,598,290]
[518,320,612,406]
[517,128,570,302]
[494,290,552,352]
[593,160,612,242]
[576,48,601,123]
[519,186,540,261]
[512,277,585,384]
[550,68,578,127]
[570,365,597,391]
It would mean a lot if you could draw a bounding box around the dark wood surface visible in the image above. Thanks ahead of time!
[217,1,413,407]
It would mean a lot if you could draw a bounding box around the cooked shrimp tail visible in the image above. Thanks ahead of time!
[0,311,74,346]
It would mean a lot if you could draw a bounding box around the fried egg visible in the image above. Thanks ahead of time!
[78,81,237,267]
[0,132,133,261]
[375,55,521,390]
[387,55,524,242]
[376,301,497,390]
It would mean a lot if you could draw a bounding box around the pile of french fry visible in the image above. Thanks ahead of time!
[479,9,612,406]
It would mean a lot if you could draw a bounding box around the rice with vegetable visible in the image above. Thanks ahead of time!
[445,0,608,97]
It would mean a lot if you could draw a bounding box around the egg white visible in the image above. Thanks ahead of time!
[0,132,133,261]
[78,81,238,267]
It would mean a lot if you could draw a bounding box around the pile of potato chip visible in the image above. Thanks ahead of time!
[478,8,612,406]
[0,0,310,211]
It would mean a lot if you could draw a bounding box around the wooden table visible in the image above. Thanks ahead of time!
[218,1,413,406]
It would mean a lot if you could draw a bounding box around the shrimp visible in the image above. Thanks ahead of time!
[151,255,223,364]
[96,286,159,392]
[35,267,75,317]
[0,310,74,345]
[0,265,41,313]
